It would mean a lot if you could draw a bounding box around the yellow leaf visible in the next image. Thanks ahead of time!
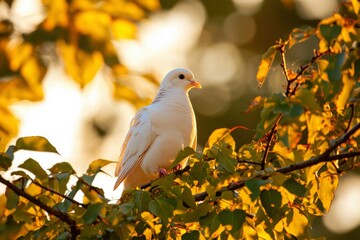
[74,11,112,41]
[102,2,145,20]
[256,45,277,88]
[112,19,137,39]
[137,0,160,11]
[284,208,308,237]
[25,183,42,197]
[336,74,355,114]
[0,101,19,152]
[42,0,69,30]
[352,0,360,14]
[58,41,103,87]
[7,42,33,71]
[204,128,235,152]
[318,175,338,212]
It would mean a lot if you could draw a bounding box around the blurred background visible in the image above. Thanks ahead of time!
[1,0,360,238]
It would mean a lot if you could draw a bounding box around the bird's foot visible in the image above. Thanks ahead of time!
[158,168,169,177]
[173,164,182,172]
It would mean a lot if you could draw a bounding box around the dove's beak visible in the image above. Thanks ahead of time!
[190,79,202,89]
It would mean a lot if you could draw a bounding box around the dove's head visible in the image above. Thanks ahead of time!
[161,68,202,91]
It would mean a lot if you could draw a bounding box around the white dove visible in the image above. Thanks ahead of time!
[114,68,201,190]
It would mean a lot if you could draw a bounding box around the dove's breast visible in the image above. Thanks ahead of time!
[141,93,197,176]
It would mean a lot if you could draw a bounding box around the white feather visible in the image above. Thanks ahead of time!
[114,68,201,190]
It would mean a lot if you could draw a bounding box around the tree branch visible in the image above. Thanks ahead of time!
[0,175,80,239]
[194,122,360,202]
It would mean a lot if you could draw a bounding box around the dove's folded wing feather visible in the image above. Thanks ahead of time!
[114,108,156,189]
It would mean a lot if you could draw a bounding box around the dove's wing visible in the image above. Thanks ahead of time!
[114,108,156,189]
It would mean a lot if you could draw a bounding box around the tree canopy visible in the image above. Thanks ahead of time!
[1,0,360,239]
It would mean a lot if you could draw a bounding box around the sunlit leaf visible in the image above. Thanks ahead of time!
[112,19,137,39]
[352,0,360,14]
[15,136,59,154]
[0,102,19,152]
[256,45,277,88]
[18,158,48,181]
[87,159,116,175]
[289,26,315,48]
[58,41,103,87]
[149,197,174,225]
[284,208,308,237]
[42,0,69,30]
[204,128,235,152]
[75,11,111,41]
[318,175,338,212]
[170,147,195,169]
[336,74,355,114]
[49,162,75,174]
[243,96,264,114]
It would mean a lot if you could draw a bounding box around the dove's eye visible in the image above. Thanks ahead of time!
[179,74,185,80]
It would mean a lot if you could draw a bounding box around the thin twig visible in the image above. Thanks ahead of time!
[345,104,354,132]
[260,114,283,170]
[0,175,80,239]
[30,178,88,208]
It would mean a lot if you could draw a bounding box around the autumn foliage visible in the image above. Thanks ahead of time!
[1,0,360,239]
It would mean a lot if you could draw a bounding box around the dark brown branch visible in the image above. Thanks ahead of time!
[194,122,360,202]
[260,114,283,170]
[0,175,80,239]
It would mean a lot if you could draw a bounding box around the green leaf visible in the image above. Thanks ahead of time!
[219,209,246,238]
[87,159,115,175]
[283,178,306,197]
[256,45,277,88]
[15,136,59,154]
[217,145,236,174]
[182,203,212,223]
[199,211,221,236]
[133,190,151,213]
[245,179,268,201]
[0,154,12,171]
[82,203,103,224]
[319,24,341,43]
[182,231,200,240]
[5,187,18,209]
[260,189,282,218]
[295,89,321,113]
[170,147,195,169]
[148,197,174,225]
[181,187,196,209]
[49,162,75,174]
[18,158,48,181]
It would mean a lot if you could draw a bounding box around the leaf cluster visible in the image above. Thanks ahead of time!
[0,0,160,151]
[1,1,360,239]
